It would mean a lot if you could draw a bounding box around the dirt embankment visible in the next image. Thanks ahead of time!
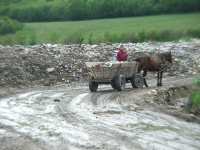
[0,39,200,88]
[150,83,200,123]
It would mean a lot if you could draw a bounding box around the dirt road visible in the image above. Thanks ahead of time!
[0,76,200,150]
[0,39,200,149]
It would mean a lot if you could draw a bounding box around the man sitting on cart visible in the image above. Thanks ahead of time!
[116,44,128,61]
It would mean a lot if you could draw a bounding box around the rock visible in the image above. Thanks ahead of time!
[46,68,55,73]
[150,89,158,95]
[54,99,60,102]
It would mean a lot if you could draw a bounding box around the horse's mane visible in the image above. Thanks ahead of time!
[134,51,172,62]
[158,51,172,63]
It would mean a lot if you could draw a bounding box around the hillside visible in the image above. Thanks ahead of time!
[0,13,200,45]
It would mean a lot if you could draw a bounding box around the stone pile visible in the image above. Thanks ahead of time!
[0,39,199,87]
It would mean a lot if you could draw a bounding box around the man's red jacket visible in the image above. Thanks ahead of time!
[116,49,128,61]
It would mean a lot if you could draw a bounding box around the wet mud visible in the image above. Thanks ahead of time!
[0,77,200,150]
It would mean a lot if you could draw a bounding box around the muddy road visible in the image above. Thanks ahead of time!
[0,77,200,150]
[0,40,200,150]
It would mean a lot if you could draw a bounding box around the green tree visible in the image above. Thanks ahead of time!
[0,16,23,35]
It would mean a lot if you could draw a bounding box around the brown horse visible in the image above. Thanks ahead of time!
[135,51,172,87]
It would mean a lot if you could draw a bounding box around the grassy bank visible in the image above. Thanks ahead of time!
[187,78,200,113]
[0,13,200,45]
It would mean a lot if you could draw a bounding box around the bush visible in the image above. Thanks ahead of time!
[0,16,23,35]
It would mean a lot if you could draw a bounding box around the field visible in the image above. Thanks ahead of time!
[1,13,200,44]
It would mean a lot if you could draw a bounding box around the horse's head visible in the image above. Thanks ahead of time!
[161,51,172,64]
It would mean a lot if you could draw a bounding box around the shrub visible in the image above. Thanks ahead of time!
[0,16,23,35]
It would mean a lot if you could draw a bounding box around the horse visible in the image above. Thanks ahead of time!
[134,51,172,87]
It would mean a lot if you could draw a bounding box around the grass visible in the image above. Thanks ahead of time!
[188,77,200,113]
[0,13,200,44]
[191,92,200,106]
[193,77,200,86]
[190,92,200,113]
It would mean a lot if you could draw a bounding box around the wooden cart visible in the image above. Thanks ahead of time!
[85,61,144,92]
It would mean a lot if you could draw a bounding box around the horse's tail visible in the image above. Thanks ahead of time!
[133,58,143,73]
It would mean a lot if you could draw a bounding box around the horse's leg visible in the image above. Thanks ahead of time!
[144,78,148,87]
[137,66,148,87]
[160,71,163,86]
[157,72,160,86]
[143,70,148,87]
[143,70,147,77]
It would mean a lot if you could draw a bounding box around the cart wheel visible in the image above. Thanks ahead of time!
[113,75,126,91]
[111,80,117,89]
[89,81,98,92]
[131,74,144,88]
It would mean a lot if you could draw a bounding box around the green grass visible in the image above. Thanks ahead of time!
[188,77,200,113]
[191,92,200,107]
[193,77,200,86]
[1,13,200,44]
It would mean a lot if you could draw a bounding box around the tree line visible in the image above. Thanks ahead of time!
[0,0,200,22]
